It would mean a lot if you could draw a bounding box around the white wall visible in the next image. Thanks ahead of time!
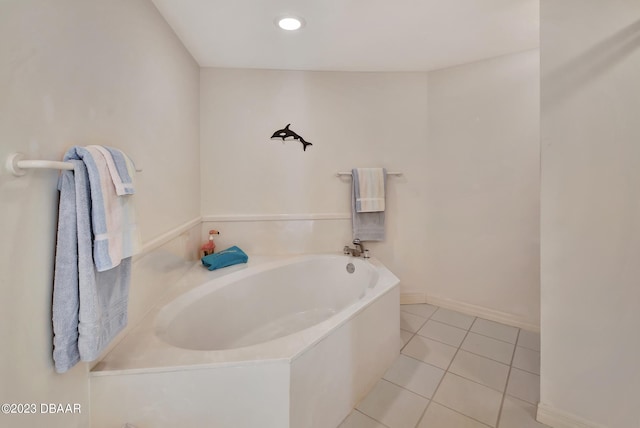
[426,50,540,328]
[200,54,540,328]
[200,69,430,297]
[539,1,640,427]
[0,1,200,427]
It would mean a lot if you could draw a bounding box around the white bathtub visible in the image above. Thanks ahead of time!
[90,254,400,428]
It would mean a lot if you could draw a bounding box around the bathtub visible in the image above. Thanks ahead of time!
[90,254,400,428]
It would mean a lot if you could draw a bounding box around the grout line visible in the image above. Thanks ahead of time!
[445,352,510,394]
[401,323,516,392]
[398,306,449,427]
[399,352,448,372]
[515,330,541,352]
[466,329,519,346]
[424,401,494,427]
[379,376,435,401]
[407,331,514,368]
[495,328,521,428]
[413,317,474,427]
[428,374,506,428]
[399,329,417,353]
[516,343,541,352]
[455,346,513,367]
[353,409,391,428]
[400,311,433,330]
[355,305,539,428]
[357,379,425,428]
[511,345,542,375]
[410,331,465,350]
[404,304,523,346]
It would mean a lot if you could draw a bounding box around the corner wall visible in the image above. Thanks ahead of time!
[426,49,540,328]
[200,51,540,329]
[540,1,640,427]
[200,69,430,299]
[0,1,200,426]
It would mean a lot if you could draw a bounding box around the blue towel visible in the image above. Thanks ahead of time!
[53,160,131,373]
[201,246,248,271]
[102,146,136,195]
[64,146,141,271]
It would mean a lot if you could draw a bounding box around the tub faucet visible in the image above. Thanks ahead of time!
[343,239,370,258]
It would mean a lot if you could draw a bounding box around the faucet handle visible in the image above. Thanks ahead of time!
[343,246,351,255]
[353,238,361,245]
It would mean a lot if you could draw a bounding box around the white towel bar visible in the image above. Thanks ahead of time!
[5,152,142,177]
[336,171,402,177]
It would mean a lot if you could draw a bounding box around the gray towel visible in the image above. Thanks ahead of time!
[52,160,131,373]
[351,168,387,241]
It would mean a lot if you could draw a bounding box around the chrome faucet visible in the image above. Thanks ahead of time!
[343,239,370,258]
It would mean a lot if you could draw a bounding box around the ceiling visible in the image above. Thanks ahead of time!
[151,0,539,72]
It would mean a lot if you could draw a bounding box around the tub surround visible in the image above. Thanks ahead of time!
[201,215,540,332]
[90,254,400,428]
[92,255,399,372]
[98,220,203,362]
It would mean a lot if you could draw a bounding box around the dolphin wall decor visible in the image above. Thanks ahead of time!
[270,124,312,151]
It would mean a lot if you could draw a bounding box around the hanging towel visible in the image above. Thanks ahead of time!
[354,168,386,212]
[52,163,81,373]
[64,146,141,271]
[90,145,141,259]
[201,246,248,271]
[53,160,132,373]
[351,168,387,241]
[90,145,136,196]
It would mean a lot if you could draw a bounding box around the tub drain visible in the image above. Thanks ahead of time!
[346,263,355,273]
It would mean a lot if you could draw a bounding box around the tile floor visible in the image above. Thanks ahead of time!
[338,304,549,428]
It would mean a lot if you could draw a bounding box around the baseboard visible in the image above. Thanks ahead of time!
[401,293,540,332]
[537,402,607,428]
[400,293,427,304]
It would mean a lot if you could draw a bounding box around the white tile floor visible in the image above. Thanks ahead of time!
[338,304,549,428]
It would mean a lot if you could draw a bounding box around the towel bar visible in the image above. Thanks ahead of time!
[6,152,142,177]
[336,171,402,177]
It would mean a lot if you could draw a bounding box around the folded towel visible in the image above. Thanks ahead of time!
[90,145,136,196]
[90,145,141,262]
[354,168,386,212]
[201,246,248,271]
[64,146,141,271]
[351,168,387,241]
[53,160,131,373]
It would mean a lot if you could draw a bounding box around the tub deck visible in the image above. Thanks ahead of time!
[90,253,400,428]
[92,254,398,375]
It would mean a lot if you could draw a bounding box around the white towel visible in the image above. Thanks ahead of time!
[89,146,142,262]
[351,168,387,241]
[90,145,136,196]
[64,146,141,271]
[354,168,386,212]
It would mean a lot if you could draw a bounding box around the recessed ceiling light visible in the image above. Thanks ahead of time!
[276,16,304,31]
